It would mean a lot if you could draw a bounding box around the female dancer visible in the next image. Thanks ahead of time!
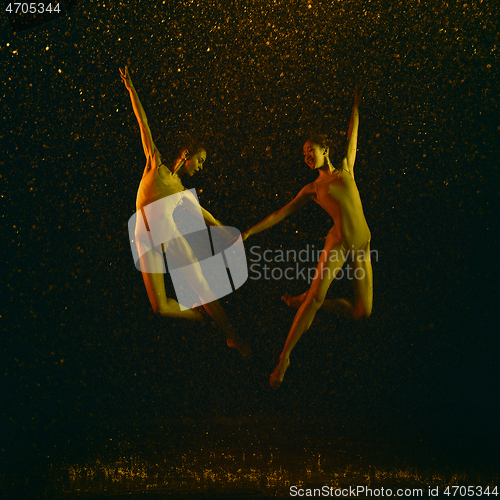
[120,66,250,358]
[242,88,372,386]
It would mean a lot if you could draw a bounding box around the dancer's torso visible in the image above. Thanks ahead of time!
[136,162,185,213]
[134,162,202,270]
[311,169,371,250]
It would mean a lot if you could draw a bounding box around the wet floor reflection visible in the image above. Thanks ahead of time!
[44,417,498,498]
[53,453,442,497]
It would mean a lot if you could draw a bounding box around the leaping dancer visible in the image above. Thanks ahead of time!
[242,87,372,386]
[120,65,251,358]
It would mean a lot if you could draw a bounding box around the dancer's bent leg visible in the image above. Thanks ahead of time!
[140,250,206,321]
[351,241,373,319]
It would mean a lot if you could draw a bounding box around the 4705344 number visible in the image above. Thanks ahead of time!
[443,485,498,496]
[5,3,61,14]
[4,2,78,32]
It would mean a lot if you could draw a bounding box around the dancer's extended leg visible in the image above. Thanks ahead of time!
[351,241,373,319]
[270,238,346,388]
[175,237,251,358]
[281,242,373,322]
[140,246,251,357]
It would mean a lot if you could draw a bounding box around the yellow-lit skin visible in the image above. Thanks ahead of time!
[243,88,373,387]
[120,66,250,358]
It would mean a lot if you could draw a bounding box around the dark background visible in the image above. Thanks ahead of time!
[1,0,499,498]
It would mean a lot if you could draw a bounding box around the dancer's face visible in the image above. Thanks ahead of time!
[303,140,326,169]
[184,149,207,177]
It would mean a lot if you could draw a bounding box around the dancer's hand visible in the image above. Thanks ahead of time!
[353,85,362,107]
[212,224,236,244]
[119,65,134,91]
[227,233,243,248]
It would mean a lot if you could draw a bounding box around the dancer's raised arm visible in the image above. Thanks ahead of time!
[242,184,314,241]
[344,86,362,179]
[120,65,158,163]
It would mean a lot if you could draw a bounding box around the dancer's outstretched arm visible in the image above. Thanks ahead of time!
[120,65,159,165]
[180,194,237,243]
[242,184,314,241]
[200,206,223,227]
[179,192,224,227]
[344,86,362,179]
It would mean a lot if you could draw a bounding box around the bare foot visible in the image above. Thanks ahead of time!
[270,357,290,388]
[227,336,252,358]
[281,291,308,309]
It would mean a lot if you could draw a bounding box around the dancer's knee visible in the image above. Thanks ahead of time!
[154,298,177,318]
[153,303,167,317]
[305,293,324,312]
[352,301,372,320]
